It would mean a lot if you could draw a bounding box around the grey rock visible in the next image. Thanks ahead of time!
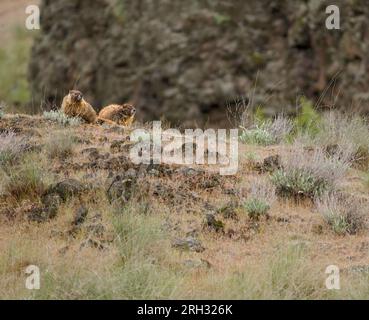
[80,239,105,251]
[106,171,137,203]
[86,223,105,237]
[260,155,281,172]
[183,259,211,269]
[205,213,225,232]
[44,179,86,202]
[72,206,89,226]
[172,237,205,253]
[217,201,239,220]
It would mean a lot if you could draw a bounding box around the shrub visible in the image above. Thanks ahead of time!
[244,198,270,220]
[0,104,4,118]
[43,110,82,127]
[44,131,75,159]
[240,115,292,146]
[271,169,328,199]
[240,125,275,146]
[316,193,367,235]
[271,146,351,199]
[243,179,275,220]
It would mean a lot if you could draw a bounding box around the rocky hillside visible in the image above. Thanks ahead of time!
[29,0,369,125]
[0,111,369,298]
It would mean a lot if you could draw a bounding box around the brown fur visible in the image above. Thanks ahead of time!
[61,90,97,124]
[98,104,136,127]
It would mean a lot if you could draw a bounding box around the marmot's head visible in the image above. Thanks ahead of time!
[69,90,83,103]
[121,104,136,117]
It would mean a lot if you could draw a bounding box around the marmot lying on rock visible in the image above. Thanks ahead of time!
[61,91,136,127]
[98,104,136,127]
[61,90,97,124]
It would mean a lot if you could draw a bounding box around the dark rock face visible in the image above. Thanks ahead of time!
[29,0,369,125]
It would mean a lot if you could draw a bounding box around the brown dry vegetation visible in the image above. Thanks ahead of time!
[0,111,369,300]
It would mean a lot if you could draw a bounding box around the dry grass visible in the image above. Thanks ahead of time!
[363,171,369,189]
[0,131,29,166]
[296,112,369,169]
[44,131,75,160]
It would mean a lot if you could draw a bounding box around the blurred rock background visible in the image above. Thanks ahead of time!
[1,0,369,126]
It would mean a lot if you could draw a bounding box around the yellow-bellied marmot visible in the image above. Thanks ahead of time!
[61,90,97,124]
[98,104,136,127]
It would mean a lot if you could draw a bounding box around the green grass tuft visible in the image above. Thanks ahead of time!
[244,198,270,220]
[271,169,328,199]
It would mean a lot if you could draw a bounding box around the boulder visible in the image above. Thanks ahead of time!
[44,179,86,201]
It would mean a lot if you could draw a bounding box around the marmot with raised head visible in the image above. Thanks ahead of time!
[61,90,97,124]
[98,104,136,127]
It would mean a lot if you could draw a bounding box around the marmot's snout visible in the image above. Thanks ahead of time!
[70,90,83,103]
[122,104,136,116]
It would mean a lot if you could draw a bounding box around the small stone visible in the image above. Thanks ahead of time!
[28,194,62,222]
[311,223,323,234]
[106,174,137,203]
[200,176,221,189]
[80,239,105,251]
[183,259,211,269]
[72,206,89,226]
[27,206,49,223]
[58,246,69,255]
[347,265,369,275]
[81,147,100,161]
[217,201,239,219]
[256,155,281,172]
[227,228,236,238]
[110,140,124,153]
[205,213,225,232]
[176,167,202,176]
[172,237,205,253]
[86,223,105,237]
[185,227,199,237]
[125,168,137,180]
[276,217,290,223]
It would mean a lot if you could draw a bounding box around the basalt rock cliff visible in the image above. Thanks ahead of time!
[29,0,369,125]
